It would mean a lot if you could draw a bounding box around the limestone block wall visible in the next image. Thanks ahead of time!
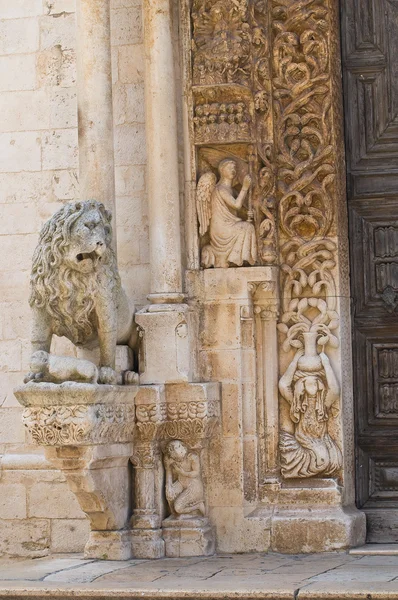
[0,0,149,556]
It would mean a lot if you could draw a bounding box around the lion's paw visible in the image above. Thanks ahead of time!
[124,370,139,385]
[98,366,118,385]
[24,372,43,384]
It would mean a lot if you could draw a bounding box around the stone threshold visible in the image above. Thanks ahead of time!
[350,544,398,556]
[1,552,398,599]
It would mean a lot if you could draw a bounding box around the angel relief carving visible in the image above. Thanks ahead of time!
[196,159,257,268]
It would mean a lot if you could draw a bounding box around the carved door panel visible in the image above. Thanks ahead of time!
[342,0,398,541]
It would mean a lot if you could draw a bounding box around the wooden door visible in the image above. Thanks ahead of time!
[342,0,398,541]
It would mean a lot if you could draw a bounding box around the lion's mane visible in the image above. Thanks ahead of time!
[29,201,120,346]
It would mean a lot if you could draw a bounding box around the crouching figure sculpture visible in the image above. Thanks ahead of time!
[24,200,138,385]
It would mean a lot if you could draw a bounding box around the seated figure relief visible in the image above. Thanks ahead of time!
[164,440,206,519]
[25,200,138,386]
[196,159,257,268]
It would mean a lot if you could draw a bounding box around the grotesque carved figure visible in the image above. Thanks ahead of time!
[25,200,138,385]
[164,440,206,519]
[196,159,257,268]
[279,335,342,479]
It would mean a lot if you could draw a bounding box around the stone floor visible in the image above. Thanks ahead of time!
[1,550,398,599]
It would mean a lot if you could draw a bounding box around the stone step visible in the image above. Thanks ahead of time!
[1,552,398,599]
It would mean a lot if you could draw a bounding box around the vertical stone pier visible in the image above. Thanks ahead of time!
[137,0,197,384]
[76,0,116,212]
[143,0,182,304]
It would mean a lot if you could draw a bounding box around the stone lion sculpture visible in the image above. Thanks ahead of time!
[25,200,138,385]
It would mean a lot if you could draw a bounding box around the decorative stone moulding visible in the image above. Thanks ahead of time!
[15,382,138,560]
[17,383,136,446]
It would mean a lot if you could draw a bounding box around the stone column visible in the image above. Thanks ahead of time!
[143,0,183,304]
[76,0,115,212]
[130,444,165,559]
[137,0,194,384]
[130,386,166,558]
[249,284,280,490]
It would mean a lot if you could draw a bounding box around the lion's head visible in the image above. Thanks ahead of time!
[29,200,119,345]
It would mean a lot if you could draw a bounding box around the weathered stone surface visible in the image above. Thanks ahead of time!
[0,519,50,558]
[50,519,90,553]
[0,0,370,562]
[162,518,215,558]
[0,483,26,519]
[84,530,133,561]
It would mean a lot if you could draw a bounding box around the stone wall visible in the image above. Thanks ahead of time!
[0,0,149,556]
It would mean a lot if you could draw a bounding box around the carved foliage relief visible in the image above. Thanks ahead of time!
[190,0,277,267]
[272,0,335,241]
[272,0,342,479]
[188,0,343,478]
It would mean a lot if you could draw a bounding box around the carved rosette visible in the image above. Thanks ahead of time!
[22,404,135,446]
[272,0,343,479]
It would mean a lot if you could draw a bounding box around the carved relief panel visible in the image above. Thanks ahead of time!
[272,0,343,480]
[184,0,344,482]
[186,0,277,268]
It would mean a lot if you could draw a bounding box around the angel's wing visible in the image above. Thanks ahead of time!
[196,171,216,237]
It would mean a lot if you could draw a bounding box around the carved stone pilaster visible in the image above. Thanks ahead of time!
[248,282,280,491]
[160,383,219,557]
[14,383,137,560]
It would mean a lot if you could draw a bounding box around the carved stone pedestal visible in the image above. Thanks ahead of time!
[249,480,366,553]
[135,304,198,384]
[270,507,365,555]
[162,517,215,558]
[15,382,138,560]
[131,528,164,559]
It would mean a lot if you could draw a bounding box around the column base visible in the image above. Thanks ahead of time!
[84,530,133,560]
[162,517,215,557]
[131,529,165,559]
[136,303,197,384]
[148,292,185,304]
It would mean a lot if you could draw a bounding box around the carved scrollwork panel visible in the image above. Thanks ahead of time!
[22,404,135,446]
[271,0,344,480]
[272,0,335,241]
